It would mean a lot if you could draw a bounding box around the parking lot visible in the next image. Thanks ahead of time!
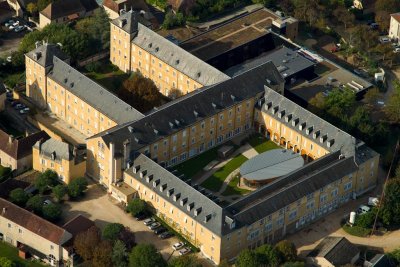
[61,183,184,262]
[0,17,35,57]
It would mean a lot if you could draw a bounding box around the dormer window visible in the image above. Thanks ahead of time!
[145,175,153,183]
[187,202,194,211]
[204,214,212,223]
[272,106,278,114]
[139,170,147,178]
[327,139,334,148]
[299,122,306,131]
[180,198,187,206]
[173,193,181,201]
[159,184,167,192]
[313,130,320,139]
[167,188,174,197]
[320,135,327,143]
[292,118,299,126]
[306,126,313,135]
[194,207,202,216]
[278,110,285,118]
[285,114,292,122]
[153,179,160,187]
[133,165,140,173]
[265,102,272,109]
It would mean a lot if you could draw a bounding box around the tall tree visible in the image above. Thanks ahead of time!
[384,81,400,123]
[275,240,298,262]
[333,6,355,29]
[380,178,400,225]
[128,244,167,267]
[112,240,128,267]
[92,240,113,267]
[74,226,101,261]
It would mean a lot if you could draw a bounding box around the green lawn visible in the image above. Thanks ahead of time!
[173,146,221,179]
[86,70,129,94]
[342,225,371,237]
[221,174,251,196]
[201,154,248,192]
[248,135,280,154]
[0,242,45,267]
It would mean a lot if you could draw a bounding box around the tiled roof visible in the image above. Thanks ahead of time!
[0,130,49,160]
[91,61,284,150]
[34,138,73,161]
[126,154,225,235]
[391,13,400,23]
[0,198,72,245]
[40,0,86,19]
[48,57,144,124]
[62,214,95,237]
[111,10,152,33]
[25,43,70,68]
[308,236,360,266]
[111,11,230,85]
[103,0,149,13]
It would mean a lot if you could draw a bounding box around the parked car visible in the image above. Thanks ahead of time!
[159,232,173,239]
[148,222,161,230]
[154,227,167,235]
[143,218,155,226]
[368,197,379,207]
[5,20,14,27]
[19,109,28,114]
[14,25,25,32]
[172,242,185,250]
[179,247,191,256]
[8,25,15,30]
[357,205,371,215]
[12,21,19,27]
[134,212,147,221]
[15,103,25,110]
[6,56,12,63]
[394,47,400,53]
[43,199,52,205]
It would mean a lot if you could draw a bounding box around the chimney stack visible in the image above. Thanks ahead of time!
[8,135,14,144]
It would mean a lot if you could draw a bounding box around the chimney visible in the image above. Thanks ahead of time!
[8,135,14,144]
[2,207,6,215]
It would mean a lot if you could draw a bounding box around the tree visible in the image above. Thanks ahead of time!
[355,211,375,228]
[34,169,59,194]
[235,249,261,267]
[103,223,124,241]
[384,81,400,123]
[9,188,29,206]
[118,227,136,250]
[0,256,14,267]
[364,88,380,107]
[42,203,62,221]
[126,198,146,216]
[375,10,391,31]
[333,6,354,29]
[26,195,43,214]
[128,244,167,267]
[37,0,54,11]
[52,184,67,202]
[74,226,101,261]
[380,178,400,225]
[275,240,297,262]
[168,255,202,267]
[387,248,400,264]
[118,74,163,113]
[26,3,38,15]
[112,240,128,267]
[68,177,88,198]
[92,240,113,267]
[168,88,183,100]
[255,244,281,266]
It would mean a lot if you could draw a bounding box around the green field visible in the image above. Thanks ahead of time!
[201,154,248,192]
[248,135,280,154]
[0,242,45,267]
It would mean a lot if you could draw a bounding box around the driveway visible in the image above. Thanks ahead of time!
[61,184,181,261]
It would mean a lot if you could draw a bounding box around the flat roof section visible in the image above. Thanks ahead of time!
[225,46,315,78]
[180,8,278,61]
[240,149,304,181]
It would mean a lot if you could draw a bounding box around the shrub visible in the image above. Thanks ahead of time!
[68,177,88,198]
[26,195,43,214]
[9,188,29,206]
[42,203,62,222]
[126,199,146,216]
[102,223,124,241]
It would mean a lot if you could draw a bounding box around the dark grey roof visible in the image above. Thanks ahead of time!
[225,46,315,78]
[308,237,360,266]
[48,57,144,124]
[90,61,284,150]
[262,87,356,157]
[25,43,70,68]
[118,17,230,85]
[127,154,225,235]
[240,148,304,181]
[111,10,152,33]
[34,138,73,161]
[227,152,358,228]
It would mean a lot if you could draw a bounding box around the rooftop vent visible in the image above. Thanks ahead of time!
[180,197,187,206]
[173,193,181,201]
[70,82,74,88]
[285,114,292,122]
[64,78,68,84]
[193,110,199,117]
[155,47,159,52]
[153,129,159,135]
[153,179,160,187]
[169,122,174,129]
[174,119,180,126]
[128,126,134,133]
[230,94,236,101]
[134,136,139,143]
[148,43,152,48]
[211,102,217,109]
[176,59,180,65]
[313,130,320,139]
[197,72,201,78]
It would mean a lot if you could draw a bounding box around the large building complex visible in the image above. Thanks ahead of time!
[24,11,379,265]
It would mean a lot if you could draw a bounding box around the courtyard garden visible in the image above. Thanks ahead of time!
[248,135,280,153]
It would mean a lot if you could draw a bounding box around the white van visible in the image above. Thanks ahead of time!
[357,205,371,215]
